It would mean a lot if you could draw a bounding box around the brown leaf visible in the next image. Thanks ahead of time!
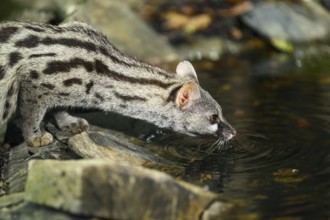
[296,118,309,128]
[218,1,254,17]
[200,173,213,182]
[163,12,212,33]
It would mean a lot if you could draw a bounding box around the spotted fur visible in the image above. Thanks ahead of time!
[0,21,236,147]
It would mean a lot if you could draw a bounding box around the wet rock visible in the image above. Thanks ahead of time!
[241,1,330,43]
[0,193,89,220]
[6,0,58,23]
[68,129,163,165]
[66,125,184,176]
[6,0,178,64]
[1,122,232,219]
[178,37,243,61]
[25,159,228,220]
[61,0,178,63]
[2,138,79,194]
[0,124,6,146]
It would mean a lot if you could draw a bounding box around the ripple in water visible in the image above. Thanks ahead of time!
[145,59,330,219]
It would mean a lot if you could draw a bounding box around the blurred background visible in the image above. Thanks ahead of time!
[1,0,330,219]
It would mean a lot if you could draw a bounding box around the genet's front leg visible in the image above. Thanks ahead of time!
[20,90,53,147]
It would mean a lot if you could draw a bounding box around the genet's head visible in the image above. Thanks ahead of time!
[170,61,236,141]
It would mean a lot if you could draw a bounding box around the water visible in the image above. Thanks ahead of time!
[147,55,330,219]
[81,54,330,219]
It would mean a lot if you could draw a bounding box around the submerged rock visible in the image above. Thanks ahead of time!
[241,1,330,43]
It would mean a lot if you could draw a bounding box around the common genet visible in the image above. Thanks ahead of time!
[0,21,236,147]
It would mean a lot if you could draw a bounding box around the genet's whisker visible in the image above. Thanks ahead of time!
[206,138,225,154]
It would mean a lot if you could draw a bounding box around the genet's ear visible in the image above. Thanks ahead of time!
[176,61,199,83]
[176,82,201,110]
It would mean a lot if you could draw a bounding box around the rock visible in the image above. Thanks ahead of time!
[60,0,178,63]
[68,129,163,165]
[178,37,243,61]
[0,192,24,209]
[66,125,184,176]
[25,159,229,220]
[0,194,90,220]
[0,122,232,219]
[5,0,178,64]
[0,124,6,146]
[2,138,79,194]
[241,1,330,43]
[1,121,184,194]
[6,0,58,23]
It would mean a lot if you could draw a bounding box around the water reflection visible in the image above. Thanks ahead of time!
[84,55,330,218]
[151,56,330,218]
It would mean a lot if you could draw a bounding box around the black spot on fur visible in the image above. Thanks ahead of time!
[119,104,127,109]
[30,70,39,79]
[94,59,108,73]
[114,92,147,102]
[9,52,23,66]
[29,53,56,59]
[94,59,174,89]
[7,83,15,97]
[94,93,104,102]
[15,35,40,48]
[161,115,169,121]
[2,110,9,120]
[4,100,11,110]
[25,25,45,32]
[0,26,18,43]
[45,24,63,33]
[59,92,70,96]
[85,81,94,94]
[41,37,97,52]
[43,58,94,74]
[167,86,181,103]
[99,46,171,78]
[0,65,5,80]
[63,78,83,87]
[99,47,132,68]
[41,83,55,90]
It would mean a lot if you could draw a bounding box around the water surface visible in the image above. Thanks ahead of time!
[86,54,330,219]
[180,56,330,219]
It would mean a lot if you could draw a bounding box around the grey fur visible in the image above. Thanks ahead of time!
[0,21,236,147]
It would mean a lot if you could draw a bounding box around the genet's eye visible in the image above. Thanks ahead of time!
[209,114,220,124]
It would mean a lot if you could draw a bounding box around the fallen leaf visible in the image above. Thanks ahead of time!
[273,168,309,184]
[163,12,212,33]
[270,38,294,53]
[319,76,330,85]
[200,173,212,182]
[231,27,243,40]
[163,11,189,30]
[218,1,254,17]
[185,14,212,33]
[296,118,309,128]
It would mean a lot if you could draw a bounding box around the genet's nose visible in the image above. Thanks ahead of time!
[218,122,236,140]
[231,127,237,136]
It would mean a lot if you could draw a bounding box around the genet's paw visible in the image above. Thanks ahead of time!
[59,118,89,134]
[26,131,54,147]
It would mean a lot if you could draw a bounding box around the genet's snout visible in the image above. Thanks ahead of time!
[218,122,236,141]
